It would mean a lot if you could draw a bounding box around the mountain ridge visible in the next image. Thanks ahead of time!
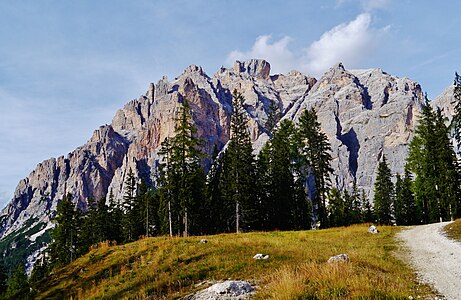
[0,59,454,272]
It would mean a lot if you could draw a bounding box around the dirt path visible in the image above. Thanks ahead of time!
[397,221,461,300]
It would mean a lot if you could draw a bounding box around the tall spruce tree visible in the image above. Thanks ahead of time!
[298,108,333,228]
[222,90,257,233]
[407,98,460,223]
[158,100,206,236]
[373,155,394,225]
[328,188,344,227]
[269,119,297,230]
[49,193,82,267]
[122,168,138,242]
[451,72,461,145]
[5,263,30,299]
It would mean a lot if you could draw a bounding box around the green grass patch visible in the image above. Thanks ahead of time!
[36,224,435,299]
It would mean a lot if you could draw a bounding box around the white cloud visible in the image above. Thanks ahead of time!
[226,13,389,78]
[305,13,386,76]
[226,35,297,74]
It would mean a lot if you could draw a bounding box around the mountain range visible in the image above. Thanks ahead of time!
[0,59,455,271]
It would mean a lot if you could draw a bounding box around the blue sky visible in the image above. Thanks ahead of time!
[0,0,460,208]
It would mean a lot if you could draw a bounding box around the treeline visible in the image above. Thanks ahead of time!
[373,90,461,225]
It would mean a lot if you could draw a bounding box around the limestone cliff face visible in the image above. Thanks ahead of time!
[0,59,432,242]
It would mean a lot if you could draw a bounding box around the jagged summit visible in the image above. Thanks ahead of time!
[0,59,444,271]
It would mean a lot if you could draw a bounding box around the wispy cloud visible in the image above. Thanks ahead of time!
[226,14,389,78]
[335,0,390,11]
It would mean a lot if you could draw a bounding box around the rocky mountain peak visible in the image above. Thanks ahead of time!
[232,59,271,79]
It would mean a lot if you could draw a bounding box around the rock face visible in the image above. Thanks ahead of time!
[0,59,432,251]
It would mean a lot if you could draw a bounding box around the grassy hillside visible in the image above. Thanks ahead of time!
[35,224,433,299]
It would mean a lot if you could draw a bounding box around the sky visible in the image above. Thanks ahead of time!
[0,0,460,208]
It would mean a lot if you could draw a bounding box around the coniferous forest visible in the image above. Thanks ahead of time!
[5,77,461,298]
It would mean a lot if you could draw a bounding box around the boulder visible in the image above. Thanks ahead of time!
[368,225,379,234]
[184,280,255,300]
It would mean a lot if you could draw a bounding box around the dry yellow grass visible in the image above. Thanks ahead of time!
[444,218,461,242]
[35,224,434,299]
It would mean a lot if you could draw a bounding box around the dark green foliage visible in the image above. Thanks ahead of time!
[157,100,206,236]
[298,109,333,228]
[407,98,460,223]
[373,155,394,225]
[80,196,112,252]
[451,72,461,144]
[49,193,83,267]
[107,189,123,243]
[122,168,138,242]
[221,90,258,232]
[328,188,344,227]
[0,261,7,297]
[362,192,375,223]
[394,169,418,225]
[5,263,30,299]
[29,255,51,294]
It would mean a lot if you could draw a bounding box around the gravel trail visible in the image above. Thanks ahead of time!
[398,221,461,300]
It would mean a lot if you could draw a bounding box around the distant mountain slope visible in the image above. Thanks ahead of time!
[0,59,440,271]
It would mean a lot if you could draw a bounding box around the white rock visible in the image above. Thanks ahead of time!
[368,225,379,234]
[327,253,349,263]
[184,280,254,300]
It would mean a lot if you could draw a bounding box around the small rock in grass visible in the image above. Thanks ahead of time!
[368,225,379,234]
[184,280,255,299]
[199,239,208,244]
[327,253,349,264]
[253,253,269,260]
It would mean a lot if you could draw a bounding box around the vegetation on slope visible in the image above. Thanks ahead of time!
[35,224,433,299]
[443,218,461,242]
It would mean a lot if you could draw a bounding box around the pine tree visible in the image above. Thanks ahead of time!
[407,98,461,223]
[362,191,375,223]
[107,189,123,243]
[298,108,333,228]
[49,193,82,267]
[5,263,29,299]
[373,155,394,225]
[222,90,257,233]
[349,181,363,224]
[328,188,344,227]
[157,100,206,236]
[269,119,297,230]
[0,260,7,297]
[122,168,137,242]
[451,72,461,145]
[394,174,405,225]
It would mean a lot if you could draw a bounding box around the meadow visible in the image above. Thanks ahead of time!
[36,224,434,299]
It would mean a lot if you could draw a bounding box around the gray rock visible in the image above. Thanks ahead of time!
[368,225,379,234]
[327,253,349,263]
[184,280,255,300]
[253,253,269,260]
